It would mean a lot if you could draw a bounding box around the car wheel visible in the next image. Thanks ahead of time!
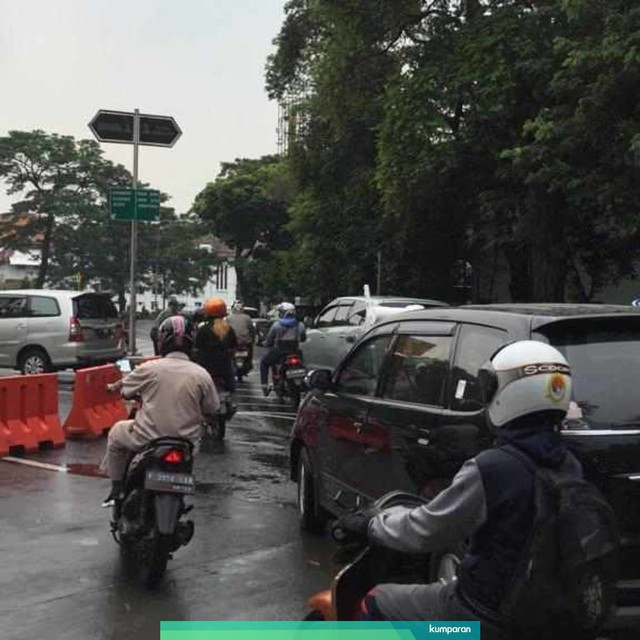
[297,447,327,533]
[19,348,52,375]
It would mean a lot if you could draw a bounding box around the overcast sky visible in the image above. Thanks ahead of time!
[0,0,286,214]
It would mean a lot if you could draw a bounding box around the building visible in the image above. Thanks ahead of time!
[0,248,39,288]
[0,212,238,310]
[130,234,238,313]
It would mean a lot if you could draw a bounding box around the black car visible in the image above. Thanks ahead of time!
[290,303,640,613]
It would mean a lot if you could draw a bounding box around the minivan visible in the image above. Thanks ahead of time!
[0,290,126,374]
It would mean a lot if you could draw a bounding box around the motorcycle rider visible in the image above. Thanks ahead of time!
[260,301,306,396]
[339,341,581,635]
[101,314,219,507]
[227,300,256,378]
[150,297,182,356]
[192,296,238,401]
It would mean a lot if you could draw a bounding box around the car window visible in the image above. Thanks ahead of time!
[0,295,28,318]
[536,318,640,430]
[449,325,508,411]
[316,305,338,328]
[337,335,392,396]
[29,296,61,318]
[381,334,452,406]
[74,294,118,319]
[333,302,353,326]
[347,300,367,326]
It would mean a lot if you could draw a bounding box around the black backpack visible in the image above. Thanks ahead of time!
[498,445,620,639]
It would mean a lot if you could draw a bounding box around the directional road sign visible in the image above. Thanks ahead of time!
[89,110,182,147]
[110,188,160,221]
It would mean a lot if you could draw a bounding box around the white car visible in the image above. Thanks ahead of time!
[301,296,448,371]
[0,289,126,374]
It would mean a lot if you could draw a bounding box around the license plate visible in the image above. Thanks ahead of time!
[286,368,306,379]
[236,351,249,358]
[144,470,195,495]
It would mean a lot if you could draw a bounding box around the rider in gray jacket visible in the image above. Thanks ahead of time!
[260,302,306,396]
[339,341,581,638]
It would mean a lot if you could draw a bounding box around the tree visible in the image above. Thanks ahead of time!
[266,0,640,303]
[0,130,130,288]
[193,156,292,300]
[266,1,416,301]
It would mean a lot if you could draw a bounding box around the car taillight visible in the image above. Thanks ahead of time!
[163,449,183,464]
[69,316,83,342]
[287,355,301,366]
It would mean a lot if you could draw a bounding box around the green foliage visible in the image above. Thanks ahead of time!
[0,130,216,307]
[193,156,292,301]
[257,0,640,303]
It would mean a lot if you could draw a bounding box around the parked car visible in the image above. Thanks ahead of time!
[301,296,449,371]
[0,290,126,374]
[291,303,640,614]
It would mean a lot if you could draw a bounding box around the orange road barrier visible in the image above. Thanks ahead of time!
[64,364,128,439]
[0,374,65,455]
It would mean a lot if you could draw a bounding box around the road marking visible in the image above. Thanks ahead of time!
[232,440,287,451]
[1,456,68,473]
[236,411,296,421]
[235,394,281,400]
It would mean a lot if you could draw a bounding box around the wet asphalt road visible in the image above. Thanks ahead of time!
[1,323,635,639]
[0,322,334,640]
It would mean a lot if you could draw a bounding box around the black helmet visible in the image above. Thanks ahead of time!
[158,315,195,356]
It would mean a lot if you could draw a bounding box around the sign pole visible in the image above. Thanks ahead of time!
[129,108,140,355]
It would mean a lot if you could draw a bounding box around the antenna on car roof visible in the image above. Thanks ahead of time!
[363,284,371,298]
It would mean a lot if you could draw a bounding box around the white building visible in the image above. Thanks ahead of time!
[128,235,238,313]
[0,248,39,287]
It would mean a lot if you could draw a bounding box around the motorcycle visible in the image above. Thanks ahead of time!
[234,344,252,382]
[111,436,196,589]
[271,352,307,409]
[305,491,449,621]
[200,378,237,443]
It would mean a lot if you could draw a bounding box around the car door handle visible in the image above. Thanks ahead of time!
[17,323,27,329]
[416,428,430,446]
[353,421,365,434]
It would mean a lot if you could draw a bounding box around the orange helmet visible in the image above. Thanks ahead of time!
[202,296,227,319]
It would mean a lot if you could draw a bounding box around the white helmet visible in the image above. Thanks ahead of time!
[278,301,296,318]
[479,340,572,428]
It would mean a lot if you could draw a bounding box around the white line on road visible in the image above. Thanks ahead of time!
[1,456,68,473]
[236,411,296,420]
[232,440,287,451]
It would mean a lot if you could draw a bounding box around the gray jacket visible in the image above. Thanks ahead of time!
[227,312,255,345]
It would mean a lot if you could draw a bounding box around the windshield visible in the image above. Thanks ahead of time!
[536,318,640,429]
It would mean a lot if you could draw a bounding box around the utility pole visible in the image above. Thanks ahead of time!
[376,249,382,295]
[128,109,140,355]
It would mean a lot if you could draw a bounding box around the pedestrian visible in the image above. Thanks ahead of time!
[150,297,181,356]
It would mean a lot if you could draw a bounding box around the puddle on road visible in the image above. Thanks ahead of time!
[249,451,289,470]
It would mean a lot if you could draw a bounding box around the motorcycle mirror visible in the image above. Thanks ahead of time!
[306,369,333,391]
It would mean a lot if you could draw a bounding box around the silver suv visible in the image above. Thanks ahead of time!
[301,296,448,371]
[0,290,126,374]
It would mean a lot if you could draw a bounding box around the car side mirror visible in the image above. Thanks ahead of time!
[305,369,333,391]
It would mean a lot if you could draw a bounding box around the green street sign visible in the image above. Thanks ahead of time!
[109,188,160,221]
